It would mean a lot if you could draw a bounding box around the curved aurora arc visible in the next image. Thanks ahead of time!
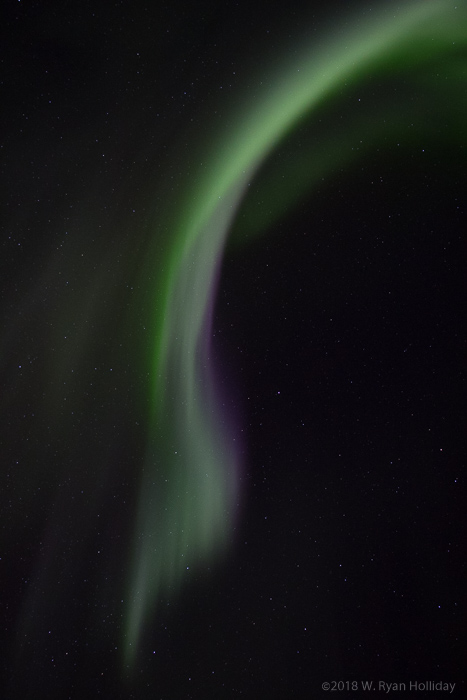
[124,0,466,666]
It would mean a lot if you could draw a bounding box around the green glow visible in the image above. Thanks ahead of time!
[123,0,466,668]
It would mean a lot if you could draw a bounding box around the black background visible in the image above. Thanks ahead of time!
[1,1,465,698]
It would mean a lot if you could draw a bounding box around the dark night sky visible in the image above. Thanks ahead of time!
[1,1,466,698]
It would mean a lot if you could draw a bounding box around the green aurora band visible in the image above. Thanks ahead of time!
[124,0,467,667]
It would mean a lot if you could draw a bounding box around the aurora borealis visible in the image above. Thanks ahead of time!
[2,0,466,697]
[125,0,467,666]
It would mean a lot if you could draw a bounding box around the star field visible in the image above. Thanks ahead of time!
[1,1,466,698]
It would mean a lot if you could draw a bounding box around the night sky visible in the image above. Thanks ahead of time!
[1,1,466,698]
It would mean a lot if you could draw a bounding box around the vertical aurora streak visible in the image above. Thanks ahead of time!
[124,0,466,666]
